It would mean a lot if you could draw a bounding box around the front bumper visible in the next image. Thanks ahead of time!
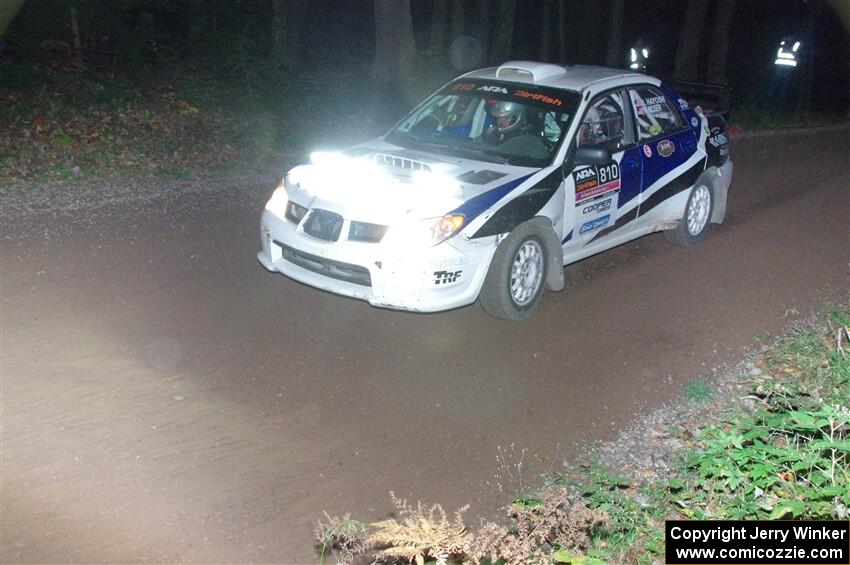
[257,209,495,313]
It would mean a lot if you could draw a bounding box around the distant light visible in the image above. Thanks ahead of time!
[630,48,637,62]
[641,48,649,58]
[629,62,639,69]
[792,41,800,52]
[774,58,797,67]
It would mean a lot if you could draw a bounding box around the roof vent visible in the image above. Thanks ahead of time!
[496,61,565,83]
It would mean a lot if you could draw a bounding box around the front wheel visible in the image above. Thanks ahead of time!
[480,226,547,321]
[664,182,714,247]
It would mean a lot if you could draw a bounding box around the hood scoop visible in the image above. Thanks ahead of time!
[456,169,507,185]
[372,153,432,173]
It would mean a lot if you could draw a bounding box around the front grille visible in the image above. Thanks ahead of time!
[302,209,344,242]
[372,153,432,173]
[349,221,388,243]
[276,242,372,287]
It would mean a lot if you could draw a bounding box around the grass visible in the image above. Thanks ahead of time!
[683,378,713,403]
[565,306,850,563]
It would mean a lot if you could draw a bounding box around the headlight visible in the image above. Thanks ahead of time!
[385,214,466,248]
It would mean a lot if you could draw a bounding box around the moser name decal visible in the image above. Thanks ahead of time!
[433,270,463,285]
[579,214,611,234]
[656,139,676,158]
[581,196,613,215]
[575,162,620,203]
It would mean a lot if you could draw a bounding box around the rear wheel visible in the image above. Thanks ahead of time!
[480,226,547,321]
[664,182,713,247]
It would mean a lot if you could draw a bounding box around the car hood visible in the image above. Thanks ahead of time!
[283,139,538,225]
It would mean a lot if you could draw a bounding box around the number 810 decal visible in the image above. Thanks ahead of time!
[574,162,621,203]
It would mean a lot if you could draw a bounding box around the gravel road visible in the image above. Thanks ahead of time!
[2,126,848,563]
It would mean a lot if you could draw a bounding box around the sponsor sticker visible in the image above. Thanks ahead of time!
[579,214,611,234]
[477,85,508,94]
[678,98,689,110]
[575,162,621,203]
[429,256,470,269]
[581,196,613,216]
[433,270,463,286]
[643,144,652,158]
[690,116,699,128]
[452,82,475,92]
[514,90,562,107]
[708,129,728,148]
[656,139,676,158]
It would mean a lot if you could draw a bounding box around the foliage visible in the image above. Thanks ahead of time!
[315,512,368,565]
[367,493,472,565]
[569,307,850,562]
[730,105,849,130]
[683,378,713,403]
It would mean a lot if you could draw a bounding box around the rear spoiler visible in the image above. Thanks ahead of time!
[672,80,732,121]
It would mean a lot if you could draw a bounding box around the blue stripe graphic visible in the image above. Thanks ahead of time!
[450,173,534,224]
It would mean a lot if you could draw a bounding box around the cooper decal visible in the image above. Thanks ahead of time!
[579,214,611,234]
[433,270,463,285]
[656,139,676,158]
[581,196,613,216]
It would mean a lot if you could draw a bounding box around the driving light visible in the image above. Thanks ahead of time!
[385,214,466,247]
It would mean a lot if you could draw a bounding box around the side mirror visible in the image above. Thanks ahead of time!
[573,145,612,166]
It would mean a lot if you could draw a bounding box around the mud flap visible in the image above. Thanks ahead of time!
[526,217,565,292]
[710,160,734,224]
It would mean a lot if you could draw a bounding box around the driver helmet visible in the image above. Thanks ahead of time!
[489,101,525,133]
[579,106,604,145]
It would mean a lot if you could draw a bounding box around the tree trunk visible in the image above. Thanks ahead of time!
[476,0,489,64]
[490,0,516,64]
[0,0,25,38]
[557,0,567,62]
[450,0,464,40]
[372,0,416,86]
[541,0,553,61]
[796,1,824,116]
[706,0,735,84]
[288,0,308,66]
[70,5,82,49]
[605,0,624,67]
[673,0,710,81]
[430,0,448,57]
[271,0,287,63]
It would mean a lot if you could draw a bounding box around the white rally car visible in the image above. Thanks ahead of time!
[258,61,733,320]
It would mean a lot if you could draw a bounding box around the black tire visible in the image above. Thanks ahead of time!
[664,181,714,247]
[479,224,548,321]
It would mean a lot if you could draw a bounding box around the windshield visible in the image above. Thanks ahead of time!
[385,79,580,168]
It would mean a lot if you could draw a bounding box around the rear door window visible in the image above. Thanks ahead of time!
[628,86,683,140]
